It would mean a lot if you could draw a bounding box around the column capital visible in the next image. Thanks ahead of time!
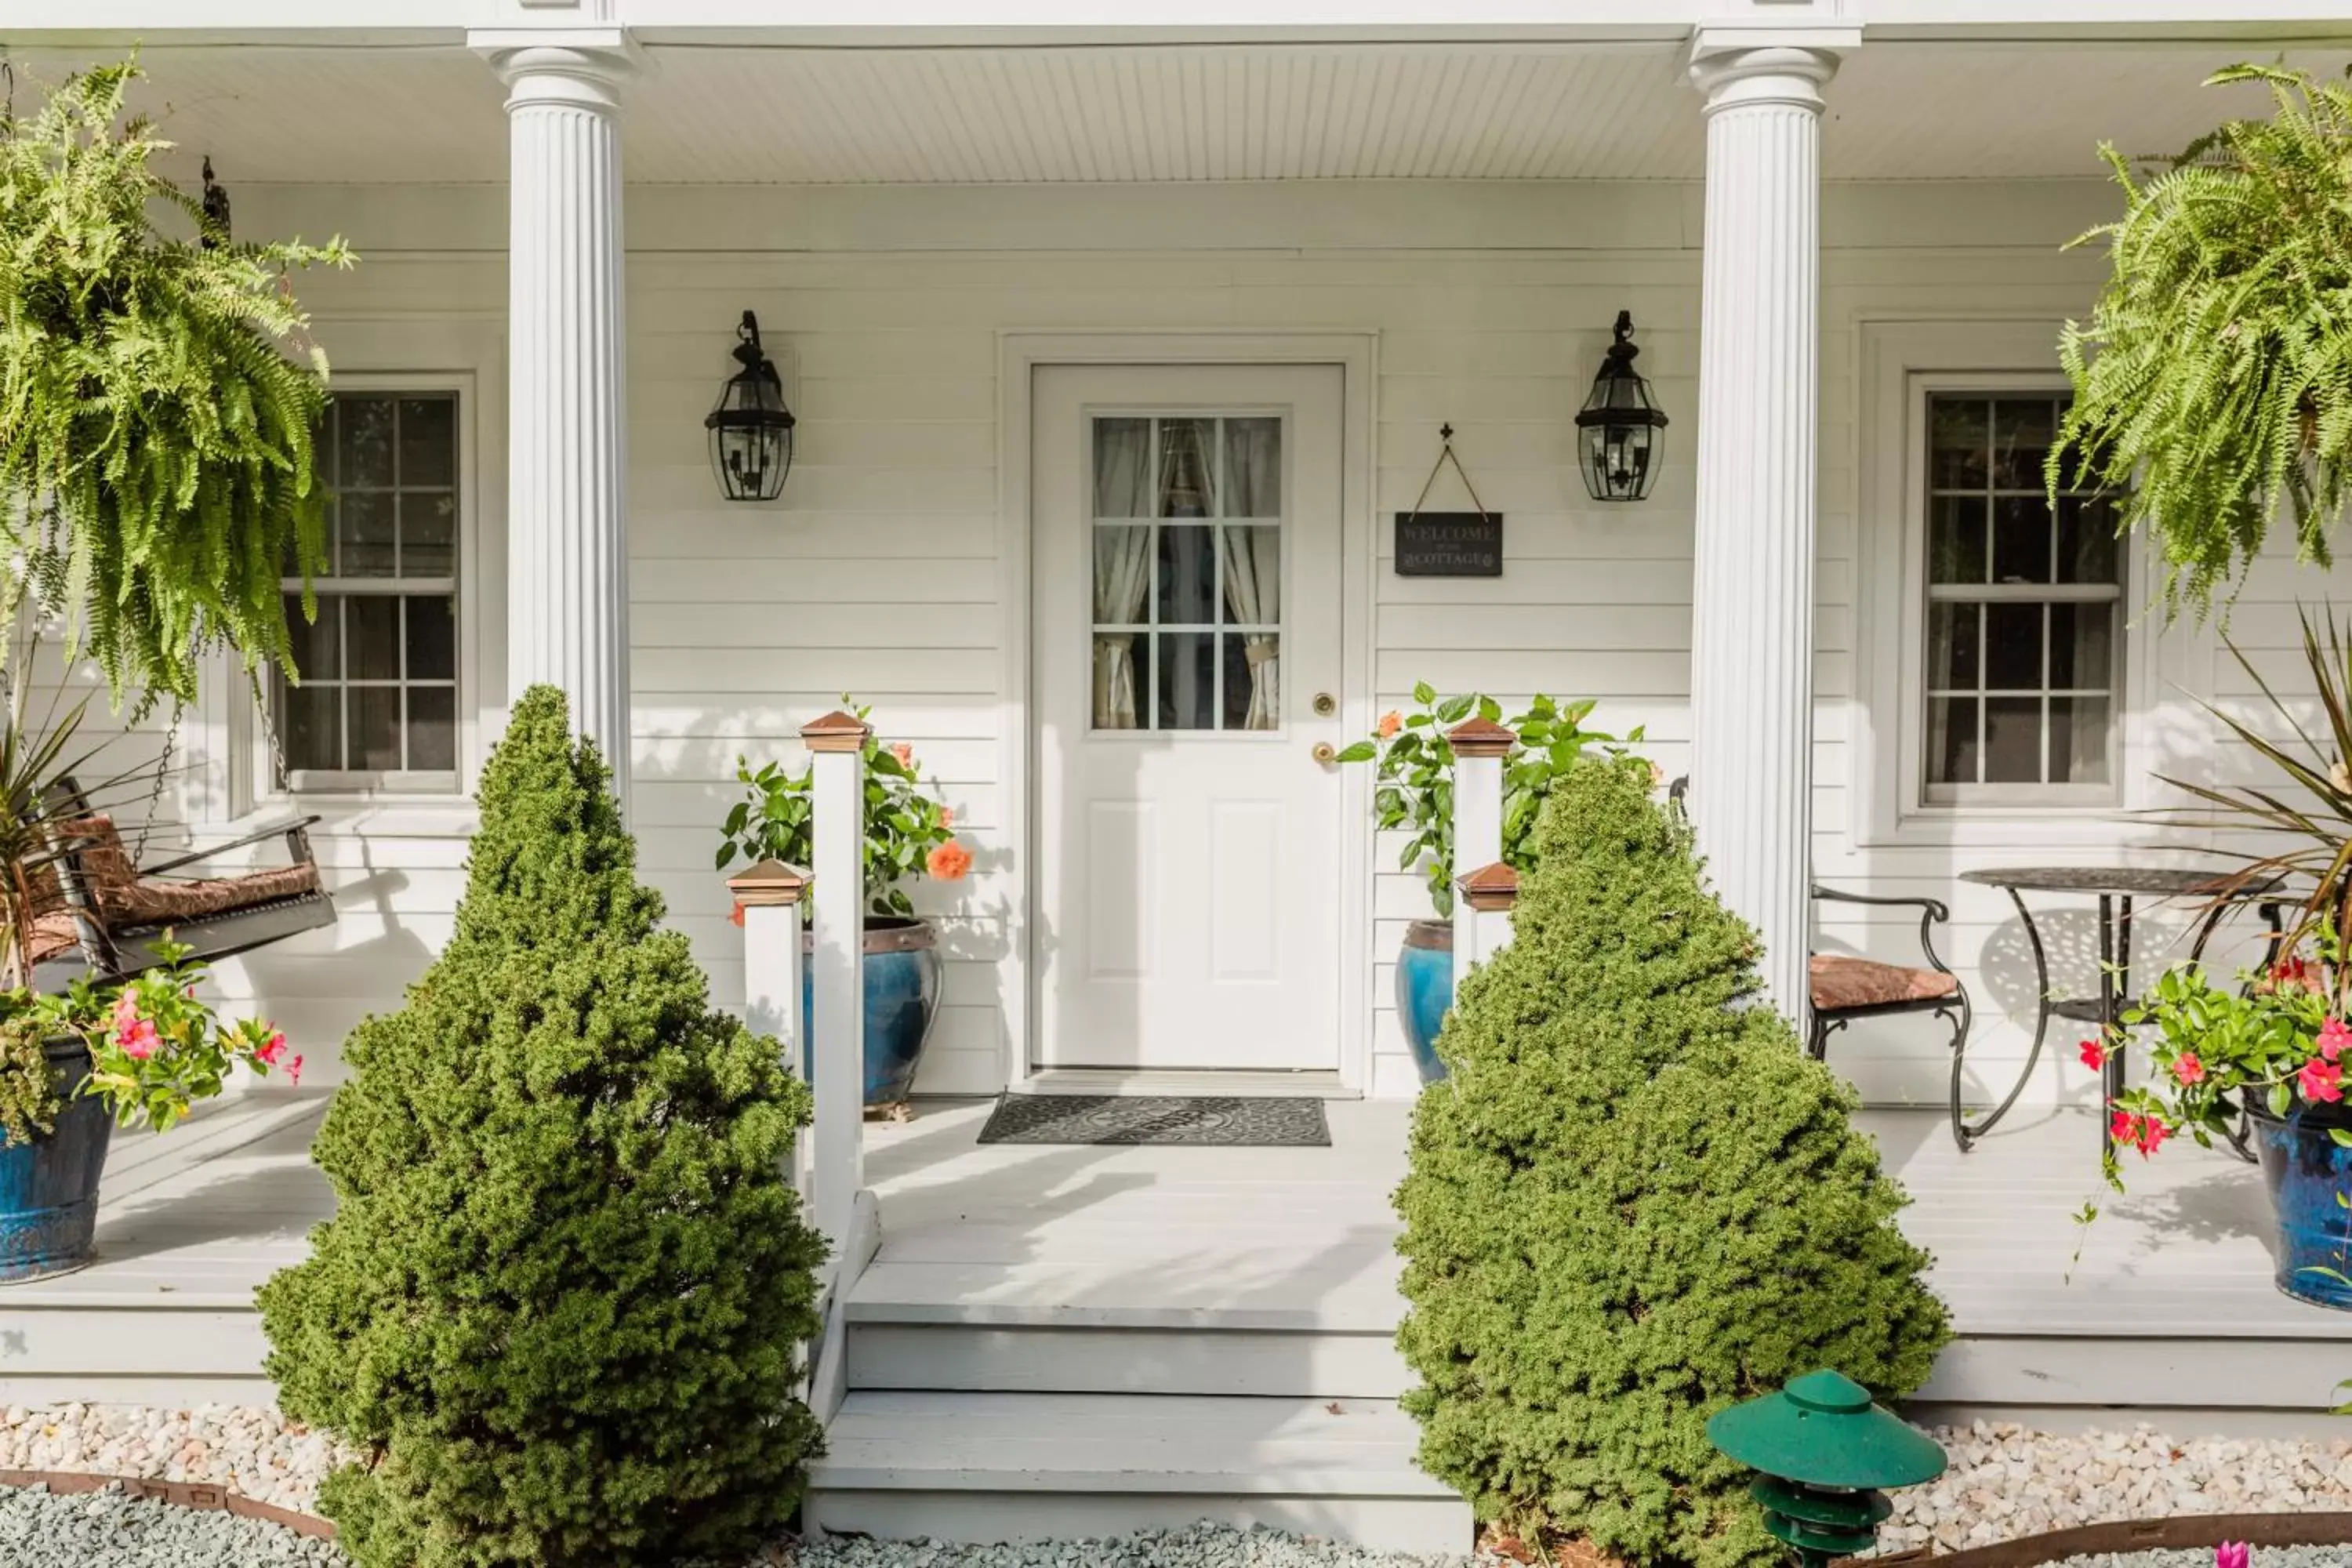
[1687,31,1853,115]
[470,29,641,114]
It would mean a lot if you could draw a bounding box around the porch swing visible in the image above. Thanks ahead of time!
[27,684,332,990]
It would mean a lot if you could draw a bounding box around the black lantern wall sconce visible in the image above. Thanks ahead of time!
[1575,310,1669,503]
[706,310,797,503]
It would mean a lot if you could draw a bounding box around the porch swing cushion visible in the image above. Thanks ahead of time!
[45,815,324,929]
[1807,952,1960,1013]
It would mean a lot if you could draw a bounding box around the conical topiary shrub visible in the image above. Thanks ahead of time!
[1395,756,1950,1568]
[258,685,826,1568]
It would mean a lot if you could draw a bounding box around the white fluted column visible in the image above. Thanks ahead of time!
[1686,44,1838,1024]
[488,43,632,804]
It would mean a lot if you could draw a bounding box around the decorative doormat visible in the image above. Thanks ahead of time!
[976,1094,1330,1147]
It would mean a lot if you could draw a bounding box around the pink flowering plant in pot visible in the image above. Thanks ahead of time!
[2108,934,2352,1309]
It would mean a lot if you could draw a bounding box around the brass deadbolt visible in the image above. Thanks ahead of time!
[1312,692,1338,717]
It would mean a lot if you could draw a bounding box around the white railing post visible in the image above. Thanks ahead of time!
[1457,864,1520,968]
[1446,717,1514,995]
[728,858,808,1195]
[800,711,869,1263]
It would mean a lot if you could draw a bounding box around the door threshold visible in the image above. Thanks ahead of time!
[1015,1068,1358,1101]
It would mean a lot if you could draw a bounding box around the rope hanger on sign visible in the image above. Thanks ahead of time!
[1401,423,1494,528]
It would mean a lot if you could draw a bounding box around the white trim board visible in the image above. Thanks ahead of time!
[996,330,1378,1096]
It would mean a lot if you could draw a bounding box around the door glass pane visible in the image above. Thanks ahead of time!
[1157,419,1218,517]
[1156,631,1218,730]
[1156,524,1218,627]
[1223,419,1281,517]
[1093,418,1152,517]
[1221,525,1280,627]
[1092,633,1144,731]
[1227,632,1279,731]
[1092,525,1150,626]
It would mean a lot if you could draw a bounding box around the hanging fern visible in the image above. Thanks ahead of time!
[2055,64,2352,619]
[0,60,352,706]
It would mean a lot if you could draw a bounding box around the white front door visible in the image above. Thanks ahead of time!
[1033,364,1346,1070]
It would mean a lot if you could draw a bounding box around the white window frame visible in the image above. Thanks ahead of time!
[1851,319,2183,850]
[250,365,488,808]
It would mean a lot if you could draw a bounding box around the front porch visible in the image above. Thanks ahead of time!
[6,1091,2345,1541]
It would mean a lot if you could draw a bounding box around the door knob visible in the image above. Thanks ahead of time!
[1312,742,1338,765]
[1312,692,1338,717]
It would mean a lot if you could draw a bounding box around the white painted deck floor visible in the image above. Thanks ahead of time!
[5,1089,2347,1423]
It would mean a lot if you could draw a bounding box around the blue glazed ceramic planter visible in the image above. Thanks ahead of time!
[800,917,945,1109]
[2249,1102,2352,1311]
[1397,920,1454,1085]
[0,1036,109,1284]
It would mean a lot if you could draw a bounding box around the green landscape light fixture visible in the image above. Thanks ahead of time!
[706,310,797,502]
[1574,310,1668,503]
[1705,1369,1947,1567]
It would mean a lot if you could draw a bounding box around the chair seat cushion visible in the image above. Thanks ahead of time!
[1809,952,1959,1012]
[105,862,324,927]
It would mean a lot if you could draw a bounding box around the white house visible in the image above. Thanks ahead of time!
[11,0,2352,1547]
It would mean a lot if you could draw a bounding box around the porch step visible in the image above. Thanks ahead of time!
[803,1391,1471,1555]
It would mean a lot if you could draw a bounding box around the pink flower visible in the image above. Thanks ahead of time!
[256,1030,288,1068]
[926,841,972,882]
[937,806,954,829]
[2136,1116,2172,1158]
[285,1054,304,1086]
[2216,1544,2251,1568]
[2321,1018,2352,1063]
[2110,1108,2139,1145]
[111,990,140,1036]
[728,901,746,929]
[2078,1038,2107,1070]
[1377,711,1402,739]
[2171,1051,2206,1087]
[891,742,915,768]
[118,1020,159,1062]
[2300,1056,2345,1105]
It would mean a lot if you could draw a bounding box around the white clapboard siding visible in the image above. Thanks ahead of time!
[100,175,2352,1102]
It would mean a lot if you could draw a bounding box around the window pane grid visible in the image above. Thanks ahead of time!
[275,394,459,782]
[1090,413,1283,733]
[1922,392,2120,797]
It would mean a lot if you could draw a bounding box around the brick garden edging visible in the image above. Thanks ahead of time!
[0,1468,336,1541]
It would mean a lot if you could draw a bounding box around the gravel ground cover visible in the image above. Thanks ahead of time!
[13,1405,2352,1564]
[1878,1423,2352,1554]
[0,1483,343,1568]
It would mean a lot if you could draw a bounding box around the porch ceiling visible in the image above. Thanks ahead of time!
[14,38,2351,187]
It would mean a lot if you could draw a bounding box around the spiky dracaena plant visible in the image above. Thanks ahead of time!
[2053,64,2352,619]
[1395,757,1950,1568]
[258,688,827,1568]
[0,60,350,705]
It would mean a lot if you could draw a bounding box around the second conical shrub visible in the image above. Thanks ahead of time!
[258,685,826,1568]
[1395,755,1949,1568]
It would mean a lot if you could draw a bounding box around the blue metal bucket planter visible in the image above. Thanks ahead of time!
[1396,920,1454,1085]
[0,1036,110,1284]
[800,917,945,1109]
[2249,1100,2352,1311]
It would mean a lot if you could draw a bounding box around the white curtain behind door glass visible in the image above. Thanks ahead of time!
[1092,420,1152,728]
[1220,419,1282,729]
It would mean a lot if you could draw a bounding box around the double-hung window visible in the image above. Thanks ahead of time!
[1920,390,2122,806]
[274,392,460,791]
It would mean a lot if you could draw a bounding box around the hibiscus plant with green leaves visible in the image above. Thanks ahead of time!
[1334,684,1636,917]
[716,695,971,920]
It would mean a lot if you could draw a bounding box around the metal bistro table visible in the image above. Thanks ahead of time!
[1957,866,2285,1160]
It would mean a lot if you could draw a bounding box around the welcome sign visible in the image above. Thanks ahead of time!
[1394,511,1504,577]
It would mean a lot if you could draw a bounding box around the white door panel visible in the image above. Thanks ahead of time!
[1033,364,1345,1070]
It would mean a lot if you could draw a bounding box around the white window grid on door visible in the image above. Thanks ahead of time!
[1087,408,1287,736]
